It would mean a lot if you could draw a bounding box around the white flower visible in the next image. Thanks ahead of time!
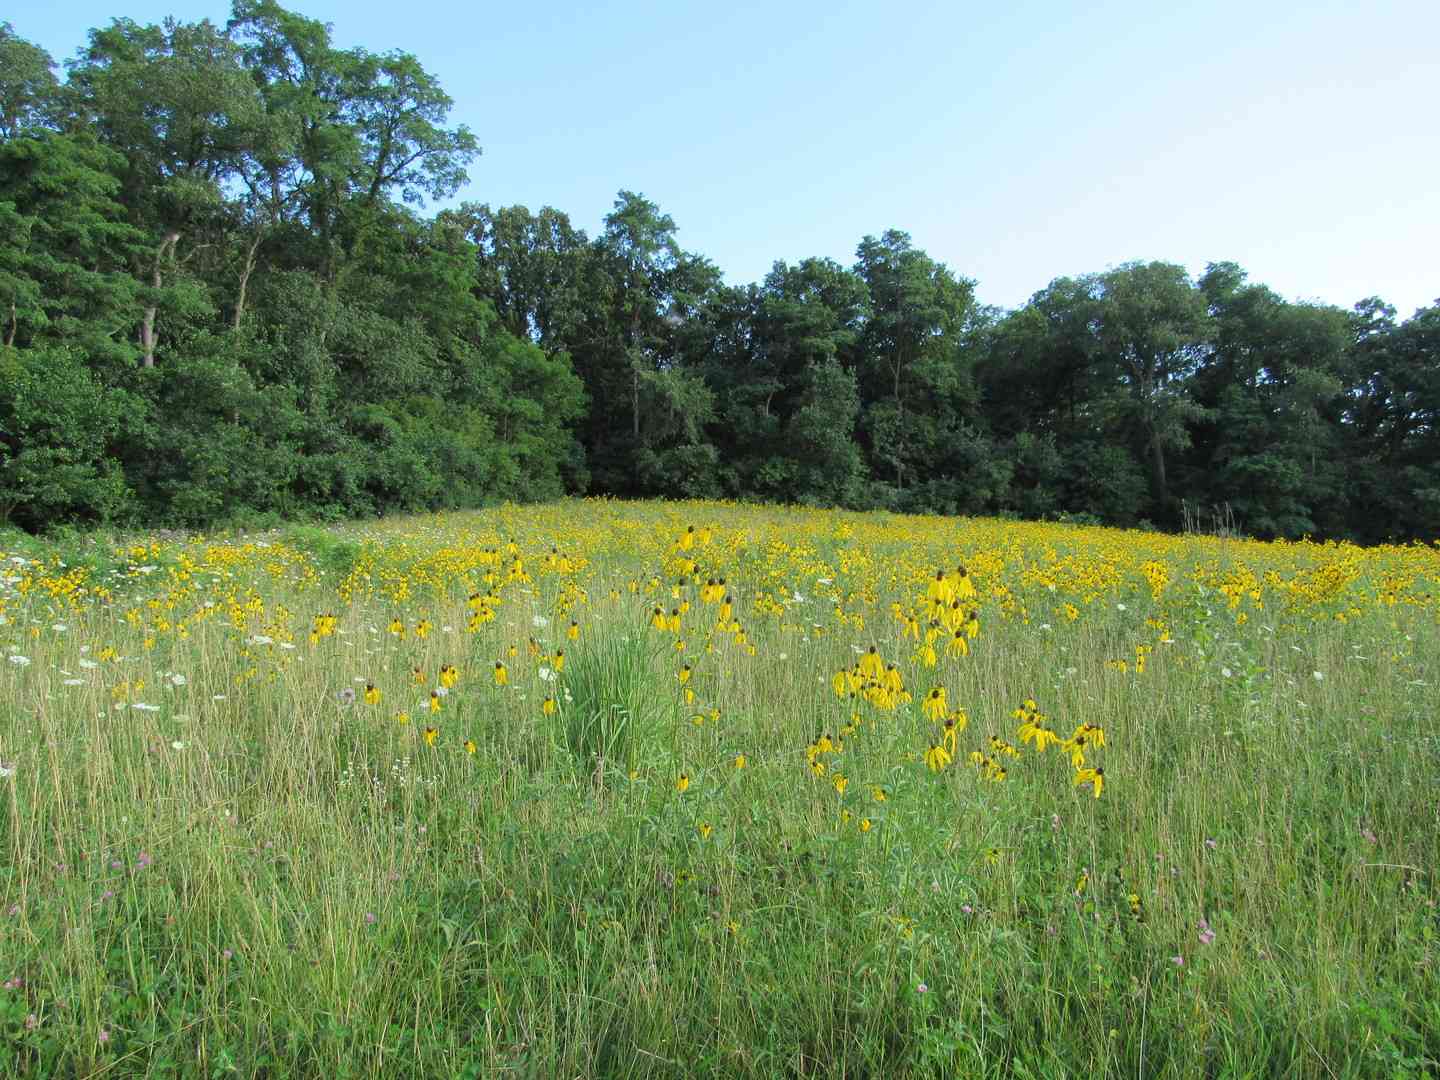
[532,615,550,628]
[1312,671,1324,682]
[63,679,84,686]
[1116,603,1127,612]
[816,577,833,585]
[79,659,98,670]
[248,634,273,646]
[7,655,30,666]
[171,741,185,750]
[169,673,187,687]
[51,624,67,633]
[0,763,12,778]
[538,667,556,682]
[1221,667,1233,678]
[132,703,161,712]
[212,694,227,701]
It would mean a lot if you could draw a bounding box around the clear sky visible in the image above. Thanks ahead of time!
[16,0,1440,316]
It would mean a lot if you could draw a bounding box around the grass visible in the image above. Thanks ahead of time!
[1,498,1437,1078]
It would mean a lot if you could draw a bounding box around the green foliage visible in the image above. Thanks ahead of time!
[0,10,1436,541]
[0,345,131,528]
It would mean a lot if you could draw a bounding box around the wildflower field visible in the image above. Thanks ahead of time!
[2,500,1438,1078]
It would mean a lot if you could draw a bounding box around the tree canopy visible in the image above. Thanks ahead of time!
[2,6,1436,540]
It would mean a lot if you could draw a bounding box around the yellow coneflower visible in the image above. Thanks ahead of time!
[925,743,953,772]
[542,696,557,715]
[1074,766,1105,798]
[833,773,848,796]
[364,683,381,705]
[429,691,442,714]
[493,661,508,687]
[675,773,691,793]
[439,664,459,689]
[678,665,692,686]
[387,619,405,638]
[553,650,565,672]
[463,739,477,755]
[697,822,713,840]
[859,818,873,833]
[733,754,747,770]
[922,686,947,721]
[415,619,432,640]
[423,726,438,746]
[567,621,580,641]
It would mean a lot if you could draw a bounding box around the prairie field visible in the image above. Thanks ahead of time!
[1,500,1438,1078]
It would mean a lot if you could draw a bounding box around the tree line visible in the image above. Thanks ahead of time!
[2,5,1436,541]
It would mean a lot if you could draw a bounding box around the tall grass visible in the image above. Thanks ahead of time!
[0,500,1436,1078]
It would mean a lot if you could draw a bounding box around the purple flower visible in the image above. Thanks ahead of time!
[1204,838,1218,850]
[916,982,929,993]
[1170,954,1185,967]
[364,912,377,925]
[336,688,357,706]
[1198,917,1215,945]
[135,851,153,870]
[97,1027,109,1043]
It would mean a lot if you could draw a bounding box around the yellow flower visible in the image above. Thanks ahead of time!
[542,696,557,715]
[697,822,713,840]
[364,683,381,705]
[1074,766,1105,798]
[429,691,442,714]
[464,739,477,755]
[567,621,580,641]
[415,619,432,639]
[733,754,747,770]
[553,650,565,672]
[678,665,691,686]
[675,773,691,793]
[859,818,872,832]
[439,665,459,689]
[387,619,405,638]
[922,686,947,721]
[833,773,848,796]
[423,726,438,746]
[924,743,953,772]
[395,711,410,726]
[493,662,508,687]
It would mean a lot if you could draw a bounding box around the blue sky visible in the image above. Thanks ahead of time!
[18,0,1440,316]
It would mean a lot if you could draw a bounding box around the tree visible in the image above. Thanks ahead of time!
[853,231,978,493]
[0,24,63,138]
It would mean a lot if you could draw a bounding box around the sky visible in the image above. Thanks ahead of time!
[16,0,1440,317]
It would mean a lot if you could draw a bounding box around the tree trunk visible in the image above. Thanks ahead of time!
[1148,430,1168,510]
[140,232,181,368]
[4,302,15,349]
[232,231,262,331]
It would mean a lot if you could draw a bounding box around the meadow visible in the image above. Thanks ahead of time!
[1,500,1437,1078]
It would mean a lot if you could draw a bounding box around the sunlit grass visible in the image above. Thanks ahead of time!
[2,500,1437,1077]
